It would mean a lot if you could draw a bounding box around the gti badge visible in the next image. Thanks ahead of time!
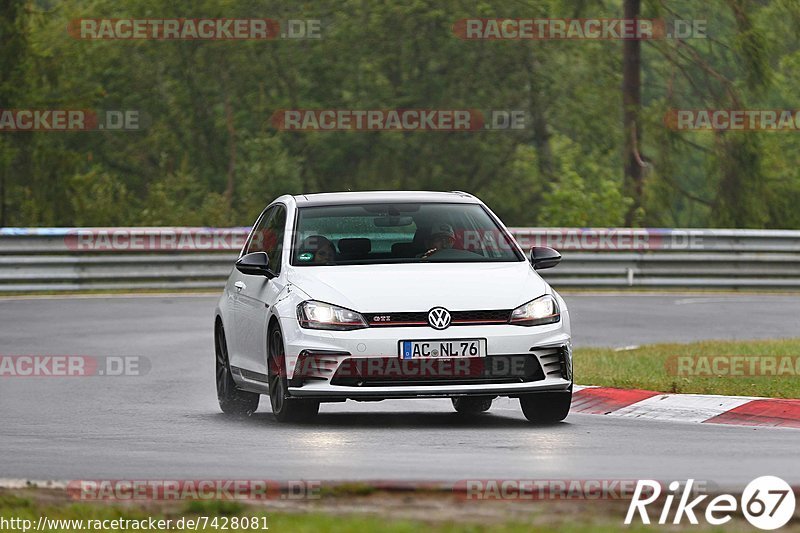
[428,307,452,330]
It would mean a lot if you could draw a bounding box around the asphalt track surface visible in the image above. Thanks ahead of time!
[1,293,798,488]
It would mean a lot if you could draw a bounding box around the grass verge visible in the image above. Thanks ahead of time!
[574,338,800,398]
[0,488,776,532]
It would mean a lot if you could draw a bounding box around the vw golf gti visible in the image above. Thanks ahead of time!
[214,191,572,422]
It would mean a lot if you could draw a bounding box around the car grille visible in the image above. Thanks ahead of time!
[366,309,511,327]
[329,354,544,387]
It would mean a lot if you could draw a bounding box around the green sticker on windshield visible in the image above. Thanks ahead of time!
[298,252,314,261]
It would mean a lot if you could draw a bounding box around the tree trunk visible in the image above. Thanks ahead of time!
[223,91,236,208]
[622,0,643,226]
[527,50,553,179]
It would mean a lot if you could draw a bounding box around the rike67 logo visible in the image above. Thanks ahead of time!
[626,477,796,530]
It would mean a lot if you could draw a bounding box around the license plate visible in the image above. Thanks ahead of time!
[399,339,486,360]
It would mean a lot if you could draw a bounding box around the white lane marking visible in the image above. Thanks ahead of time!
[674,297,728,305]
[610,394,754,423]
[673,297,772,305]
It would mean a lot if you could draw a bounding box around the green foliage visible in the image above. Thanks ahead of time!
[237,136,304,221]
[538,136,631,226]
[1,0,799,228]
[69,167,131,226]
[141,169,232,226]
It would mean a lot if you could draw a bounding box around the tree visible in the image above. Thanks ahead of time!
[622,0,644,225]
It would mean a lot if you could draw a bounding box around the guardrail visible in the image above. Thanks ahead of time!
[1,227,800,291]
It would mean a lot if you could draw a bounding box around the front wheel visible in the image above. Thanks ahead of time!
[519,390,571,424]
[216,323,259,416]
[268,327,320,423]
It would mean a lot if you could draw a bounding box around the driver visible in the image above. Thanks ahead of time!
[419,223,455,259]
[300,235,336,264]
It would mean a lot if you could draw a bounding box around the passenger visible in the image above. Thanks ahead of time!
[419,223,456,259]
[300,235,336,264]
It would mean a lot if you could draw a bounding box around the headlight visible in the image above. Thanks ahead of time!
[297,300,367,330]
[509,294,560,326]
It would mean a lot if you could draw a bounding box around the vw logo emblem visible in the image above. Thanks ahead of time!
[427,307,451,330]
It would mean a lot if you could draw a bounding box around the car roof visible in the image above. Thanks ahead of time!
[293,191,479,206]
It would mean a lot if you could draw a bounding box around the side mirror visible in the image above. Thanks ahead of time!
[530,246,561,270]
[235,252,273,277]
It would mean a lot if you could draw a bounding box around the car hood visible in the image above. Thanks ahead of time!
[287,261,548,312]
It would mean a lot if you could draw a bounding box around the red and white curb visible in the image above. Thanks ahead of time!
[571,385,800,428]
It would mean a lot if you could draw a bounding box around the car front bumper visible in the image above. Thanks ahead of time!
[279,316,572,400]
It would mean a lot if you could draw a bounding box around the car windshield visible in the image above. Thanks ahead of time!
[291,202,522,266]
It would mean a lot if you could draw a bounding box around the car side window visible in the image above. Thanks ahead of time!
[245,207,275,255]
[264,206,287,273]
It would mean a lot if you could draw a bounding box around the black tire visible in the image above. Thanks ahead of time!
[215,322,259,416]
[451,396,493,414]
[268,326,320,422]
[519,390,572,424]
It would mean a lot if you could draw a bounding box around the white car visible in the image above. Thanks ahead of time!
[214,191,572,423]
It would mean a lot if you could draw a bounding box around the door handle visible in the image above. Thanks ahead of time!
[234,281,246,292]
